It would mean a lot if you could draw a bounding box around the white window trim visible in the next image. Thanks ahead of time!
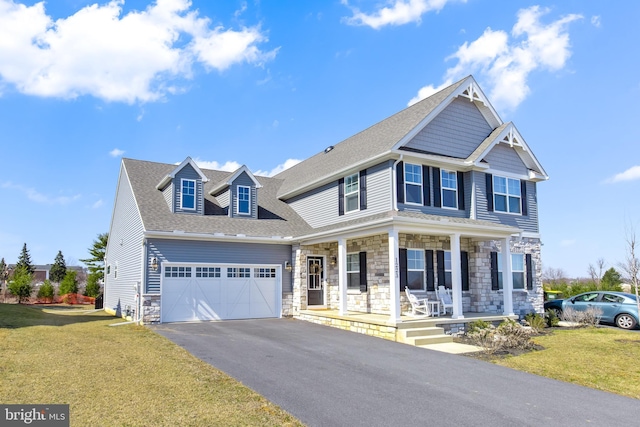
[493,175,521,215]
[404,163,423,206]
[346,252,360,290]
[444,251,452,287]
[407,249,426,291]
[344,173,360,214]
[441,169,458,210]
[237,185,251,216]
[180,178,197,211]
[497,253,526,290]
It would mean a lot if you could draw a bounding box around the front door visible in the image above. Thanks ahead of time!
[307,257,324,306]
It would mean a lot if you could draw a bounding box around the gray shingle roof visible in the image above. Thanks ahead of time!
[274,77,469,198]
[123,158,314,238]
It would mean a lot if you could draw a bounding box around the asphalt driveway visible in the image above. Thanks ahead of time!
[153,319,639,426]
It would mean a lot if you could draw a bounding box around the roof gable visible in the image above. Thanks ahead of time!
[156,157,209,190]
[208,165,263,195]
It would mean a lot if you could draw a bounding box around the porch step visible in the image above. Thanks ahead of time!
[397,326,454,346]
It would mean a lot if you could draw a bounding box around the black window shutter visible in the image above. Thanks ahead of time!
[457,171,465,211]
[399,248,408,291]
[461,251,469,291]
[432,167,441,208]
[359,251,368,292]
[490,252,499,290]
[359,170,367,211]
[396,161,404,204]
[422,165,431,206]
[486,173,494,212]
[338,178,344,216]
[521,180,528,216]
[436,250,445,287]
[426,250,435,291]
[526,253,533,290]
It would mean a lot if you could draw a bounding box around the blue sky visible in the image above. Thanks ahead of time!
[0,0,638,279]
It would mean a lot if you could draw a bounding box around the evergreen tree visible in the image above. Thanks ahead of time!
[59,270,79,295]
[84,272,101,297]
[0,257,7,292]
[50,250,67,283]
[9,268,33,303]
[15,243,35,275]
[600,267,623,291]
[37,279,55,302]
[80,233,108,281]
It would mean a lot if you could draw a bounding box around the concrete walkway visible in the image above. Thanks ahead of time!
[153,318,639,427]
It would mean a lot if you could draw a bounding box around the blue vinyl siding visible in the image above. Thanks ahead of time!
[174,164,204,215]
[105,165,145,317]
[404,98,493,158]
[483,144,528,175]
[474,171,539,232]
[288,161,392,228]
[398,170,470,218]
[230,172,258,219]
[145,239,292,293]
[162,182,173,211]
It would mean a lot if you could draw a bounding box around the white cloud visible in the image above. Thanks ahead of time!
[0,0,277,103]
[1,181,81,205]
[193,158,242,172]
[254,158,302,177]
[409,6,582,111]
[110,148,125,157]
[606,165,640,183]
[91,199,104,209]
[591,15,601,28]
[341,0,458,29]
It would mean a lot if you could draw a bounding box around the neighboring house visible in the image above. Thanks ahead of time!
[104,75,548,326]
[7,264,86,285]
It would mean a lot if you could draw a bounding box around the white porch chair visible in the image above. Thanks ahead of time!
[405,288,430,316]
[436,286,453,315]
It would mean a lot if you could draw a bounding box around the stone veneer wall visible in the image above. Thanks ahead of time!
[142,294,161,324]
[291,234,543,318]
[295,312,397,341]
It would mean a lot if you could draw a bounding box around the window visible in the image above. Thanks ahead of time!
[404,163,422,205]
[106,265,111,275]
[237,186,250,215]
[196,267,220,278]
[227,267,251,278]
[347,253,360,290]
[165,266,192,278]
[497,254,525,289]
[602,293,624,303]
[181,179,196,210]
[344,173,359,212]
[443,251,452,288]
[114,263,118,279]
[493,176,521,214]
[407,249,425,290]
[254,268,276,278]
[441,170,457,209]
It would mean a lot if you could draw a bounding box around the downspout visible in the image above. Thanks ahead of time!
[138,238,147,325]
[391,155,404,211]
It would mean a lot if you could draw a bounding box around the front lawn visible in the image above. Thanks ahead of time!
[494,327,640,399]
[0,304,302,426]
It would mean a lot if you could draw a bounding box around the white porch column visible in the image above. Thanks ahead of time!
[450,233,464,319]
[388,228,401,324]
[338,238,348,315]
[502,238,515,316]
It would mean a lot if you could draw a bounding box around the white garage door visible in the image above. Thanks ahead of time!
[161,264,281,322]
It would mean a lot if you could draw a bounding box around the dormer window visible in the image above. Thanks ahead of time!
[344,173,359,213]
[237,186,250,215]
[181,179,196,210]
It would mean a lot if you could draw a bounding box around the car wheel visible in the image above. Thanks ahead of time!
[615,313,637,330]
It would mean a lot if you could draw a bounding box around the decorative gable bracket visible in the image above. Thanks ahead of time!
[499,126,526,151]
[459,82,485,104]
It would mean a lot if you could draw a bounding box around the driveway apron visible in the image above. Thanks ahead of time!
[153,318,639,427]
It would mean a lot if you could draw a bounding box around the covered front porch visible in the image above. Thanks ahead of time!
[291,215,540,325]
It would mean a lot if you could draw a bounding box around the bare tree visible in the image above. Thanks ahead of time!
[619,221,640,316]
[587,257,606,286]
[542,267,567,285]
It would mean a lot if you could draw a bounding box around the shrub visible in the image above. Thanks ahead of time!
[545,309,560,327]
[524,312,546,333]
[561,307,602,327]
[467,320,491,334]
[465,319,536,354]
[8,268,33,304]
[37,280,55,302]
[59,271,79,296]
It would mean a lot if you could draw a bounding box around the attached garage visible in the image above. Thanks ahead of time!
[161,263,282,322]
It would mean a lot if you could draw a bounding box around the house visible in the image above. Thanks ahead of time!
[104,75,548,332]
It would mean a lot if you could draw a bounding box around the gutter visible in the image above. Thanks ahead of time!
[143,230,293,245]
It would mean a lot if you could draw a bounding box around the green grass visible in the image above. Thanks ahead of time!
[495,327,640,399]
[0,303,303,427]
